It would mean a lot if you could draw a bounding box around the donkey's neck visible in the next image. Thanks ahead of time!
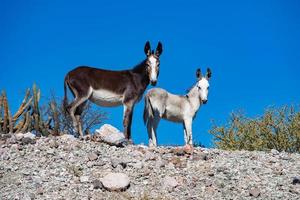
[131,59,150,89]
[186,86,202,112]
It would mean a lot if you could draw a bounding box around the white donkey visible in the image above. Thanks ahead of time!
[143,68,211,147]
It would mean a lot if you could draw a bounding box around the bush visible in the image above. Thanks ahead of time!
[46,92,107,136]
[209,105,300,153]
[0,85,107,137]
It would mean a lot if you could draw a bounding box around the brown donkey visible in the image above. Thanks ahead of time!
[64,41,163,141]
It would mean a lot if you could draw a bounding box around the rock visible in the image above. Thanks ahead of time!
[249,188,260,197]
[21,137,35,145]
[292,177,300,185]
[6,136,17,144]
[80,176,89,183]
[47,149,55,155]
[15,133,24,140]
[36,187,44,195]
[111,159,127,169]
[205,179,213,187]
[49,140,59,148]
[101,173,130,192]
[23,132,36,140]
[92,179,102,189]
[271,149,279,155]
[60,134,76,141]
[162,176,179,189]
[132,161,143,169]
[87,153,98,161]
[94,124,126,146]
[172,148,185,156]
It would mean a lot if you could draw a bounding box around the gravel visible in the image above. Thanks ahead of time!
[0,133,299,199]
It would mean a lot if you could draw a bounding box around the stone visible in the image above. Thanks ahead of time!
[249,188,260,197]
[292,177,300,185]
[270,149,279,155]
[162,176,179,189]
[88,152,98,161]
[94,124,126,146]
[23,132,36,140]
[132,161,143,169]
[92,179,102,189]
[101,173,130,192]
[49,140,59,148]
[36,187,44,195]
[47,149,55,155]
[60,134,76,141]
[21,137,35,145]
[15,133,24,140]
[172,148,185,156]
[80,176,89,183]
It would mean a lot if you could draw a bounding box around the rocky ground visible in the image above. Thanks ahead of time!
[0,130,299,200]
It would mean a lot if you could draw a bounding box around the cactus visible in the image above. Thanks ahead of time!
[13,89,32,121]
[50,101,60,136]
[20,111,31,133]
[2,91,8,133]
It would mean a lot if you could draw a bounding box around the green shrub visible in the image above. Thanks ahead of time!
[209,105,300,153]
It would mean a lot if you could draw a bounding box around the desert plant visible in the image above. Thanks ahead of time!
[0,85,107,137]
[46,92,107,137]
[0,89,33,134]
[209,105,300,153]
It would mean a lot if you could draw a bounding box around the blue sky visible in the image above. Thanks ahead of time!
[1,0,299,147]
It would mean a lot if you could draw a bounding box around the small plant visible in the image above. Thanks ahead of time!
[209,105,300,153]
[46,92,107,137]
[0,85,107,137]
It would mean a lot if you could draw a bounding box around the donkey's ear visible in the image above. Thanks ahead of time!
[144,41,151,56]
[206,68,212,79]
[155,41,163,57]
[196,68,202,79]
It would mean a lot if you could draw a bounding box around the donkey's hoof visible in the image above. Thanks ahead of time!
[183,144,194,155]
[120,139,134,147]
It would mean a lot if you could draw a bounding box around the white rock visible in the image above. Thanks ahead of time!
[87,152,98,161]
[15,133,24,140]
[162,176,178,188]
[271,149,279,155]
[80,176,89,183]
[60,134,76,141]
[94,124,126,146]
[23,132,36,140]
[101,173,130,191]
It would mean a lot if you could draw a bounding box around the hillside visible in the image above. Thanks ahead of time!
[0,132,299,200]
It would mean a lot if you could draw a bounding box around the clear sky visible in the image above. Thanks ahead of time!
[1,0,299,147]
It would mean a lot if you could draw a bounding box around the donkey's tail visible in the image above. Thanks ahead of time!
[143,95,154,125]
[63,75,69,113]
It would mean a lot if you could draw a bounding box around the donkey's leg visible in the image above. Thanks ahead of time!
[69,97,89,137]
[74,101,87,137]
[123,102,134,140]
[183,118,193,145]
[183,124,188,145]
[151,116,160,147]
[147,120,154,147]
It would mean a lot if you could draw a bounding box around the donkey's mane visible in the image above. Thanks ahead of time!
[185,81,198,94]
[132,59,147,73]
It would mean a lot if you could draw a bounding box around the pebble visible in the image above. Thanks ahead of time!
[101,173,130,192]
[80,176,89,183]
[249,188,261,197]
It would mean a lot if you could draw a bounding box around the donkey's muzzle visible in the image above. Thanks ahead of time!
[151,81,157,86]
[202,100,208,104]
